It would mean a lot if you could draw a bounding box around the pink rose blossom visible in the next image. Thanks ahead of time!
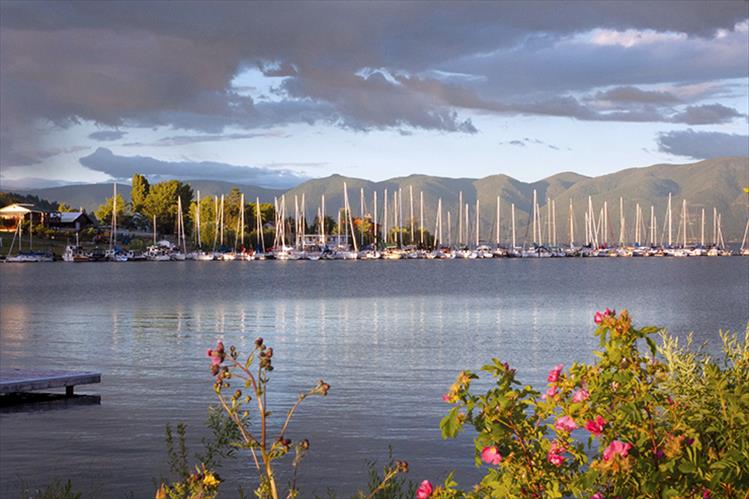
[547,441,566,467]
[602,440,632,461]
[441,393,451,403]
[572,389,589,403]
[591,493,603,499]
[594,311,605,324]
[585,415,607,437]
[416,480,433,499]
[481,446,503,465]
[555,415,578,433]
[542,385,559,400]
[547,364,564,383]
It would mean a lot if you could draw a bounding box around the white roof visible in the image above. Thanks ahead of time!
[0,203,35,216]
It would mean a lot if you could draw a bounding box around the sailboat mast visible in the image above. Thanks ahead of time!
[547,198,551,245]
[420,191,424,245]
[552,199,556,247]
[373,191,378,244]
[360,188,365,248]
[532,189,537,245]
[667,193,672,246]
[343,182,358,252]
[569,199,574,247]
[603,200,608,247]
[458,191,463,246]
[682,199,687,247]
[383,189,388,244]
[240,193,245,249]
[464,203,469,247]
[398,188,403,248]
[256,197,264,252]
[619,196,624,246]
[740,215,749,251]
[447,211,451,246]
[219,195,225,247]
[196,190,201,249]
[701,208,705,247]
[650,205,655,246]
[496,195,500,245]
[511,203,516,248]
[320,194,325,240]
[409,185,414,245]
[475,198,480,247]
[438,198,443,246]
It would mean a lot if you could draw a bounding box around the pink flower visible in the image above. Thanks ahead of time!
[555,415,578,433]
[595,308,616,324]
[591,493,604,499]
[542,385,559,400]
[585,415,607,437]
[602,440,632,461]
[572,389,589,403]
[547,364,564,383]
[481,446,502,465]
[547,441,566,467]
[441,393,450,402]
[416,480,433,499]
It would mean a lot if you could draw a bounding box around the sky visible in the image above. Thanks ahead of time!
[0,1,748,190]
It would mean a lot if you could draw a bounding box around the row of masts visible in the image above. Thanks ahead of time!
[188,185,735,251]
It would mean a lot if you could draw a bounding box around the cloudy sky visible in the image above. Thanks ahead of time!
[1,1,747,189]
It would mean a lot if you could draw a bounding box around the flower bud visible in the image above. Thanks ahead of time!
[395,460,409,473]
[301,439,310,450]
[255,337,264,348]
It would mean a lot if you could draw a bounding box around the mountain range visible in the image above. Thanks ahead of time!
[8,157,749,242]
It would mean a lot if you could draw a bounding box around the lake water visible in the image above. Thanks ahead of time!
[1,258,748,497]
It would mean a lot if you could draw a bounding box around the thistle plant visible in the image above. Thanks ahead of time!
[427,310,749,498]
[206,337,330,499]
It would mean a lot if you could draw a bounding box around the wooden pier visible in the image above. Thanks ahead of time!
[0,368,101,396]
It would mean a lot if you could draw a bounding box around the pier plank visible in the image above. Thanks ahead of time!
[0,369,101,395]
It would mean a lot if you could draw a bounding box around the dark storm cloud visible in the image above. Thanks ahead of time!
[78,147,308,188]
[656,129,749,159]
[1,1,747,169]
[89,130,127,141]
[593,86,681,104]
[668,104,745,125]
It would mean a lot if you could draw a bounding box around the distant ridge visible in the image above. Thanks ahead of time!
[7,157,748,241]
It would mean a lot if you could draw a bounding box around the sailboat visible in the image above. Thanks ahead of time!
[5,211,53,262]
[740,215,749,256]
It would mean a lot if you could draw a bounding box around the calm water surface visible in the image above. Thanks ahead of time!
[1,259,748,497]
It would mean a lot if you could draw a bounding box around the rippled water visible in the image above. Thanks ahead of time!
[1,259,747,497]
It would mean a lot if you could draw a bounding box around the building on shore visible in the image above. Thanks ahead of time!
[0,203,49,232]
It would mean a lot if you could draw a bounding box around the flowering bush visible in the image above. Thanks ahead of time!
[434,310,749,498]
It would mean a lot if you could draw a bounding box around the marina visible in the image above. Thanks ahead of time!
[3,184,749,262]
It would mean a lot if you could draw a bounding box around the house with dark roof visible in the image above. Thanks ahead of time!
[48,211,95,232]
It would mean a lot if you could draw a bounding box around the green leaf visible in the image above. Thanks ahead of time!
[440,407,463,439]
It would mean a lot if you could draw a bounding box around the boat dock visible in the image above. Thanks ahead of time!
[0,369,101,396]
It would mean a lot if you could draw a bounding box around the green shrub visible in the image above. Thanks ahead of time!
[430,310,748,498]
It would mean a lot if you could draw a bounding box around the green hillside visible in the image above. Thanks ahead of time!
[7,157,748,242]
